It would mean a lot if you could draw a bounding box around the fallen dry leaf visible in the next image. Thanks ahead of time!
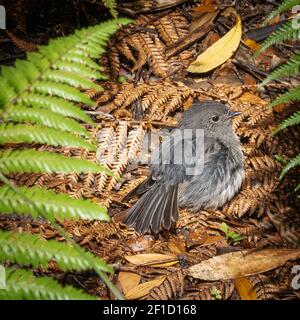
[124,253,178,266]
[234,277,258,300]
[238,92,268,105]
[168,237,186,254]
[188,8,242,73]
[244,38,261,53]
[186,229,208,247]
[151,261,179,267]
[125,276,166,300]
[273,102,290,113]
[118,272,141,295]
[192,4,218,14]
[127,235,154,252]
[188,249,300,280]
[243,73,257,88]
[189,11,218,33]
[200,235,224,247]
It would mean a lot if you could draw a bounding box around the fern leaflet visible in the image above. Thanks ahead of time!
[0,185,110,221]
[0,267,96,300]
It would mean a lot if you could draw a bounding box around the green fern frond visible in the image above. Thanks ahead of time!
[52,61,107,80]
[0,124,96,151]
[0,230,112,273]
[274,111,300,133]
[0,185,110,221]
[264,0,300,25]
[261,53,300,86]
[0,18,131,114]
[3,107,91,137]
[31,81,94,105]
[0,267,96,300]
[103,0,118,18]
[254,20,300,57]
[0,149,112,175]
[43,70,103,90]
[62,53,102,71]
[280,153,300,179]
[19,94,93,124]
[269,85,300,106]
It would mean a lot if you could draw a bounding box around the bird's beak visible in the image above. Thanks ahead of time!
[228,111,241,118]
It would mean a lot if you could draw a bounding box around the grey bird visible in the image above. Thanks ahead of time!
[124,101,244,234]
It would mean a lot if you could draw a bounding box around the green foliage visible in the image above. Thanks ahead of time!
[102,0,118,18]
[0,185,110,221]
[0,230,111,273]
[0,123,96,151]
[261,53,300,86]
[264,0,300,25]
[0,267,96,300]
[210,287,222,300]
[0,18,130,150]
[0,18,131,300]
[0,149,112,175]
[254,20,299,58]
[269,86,300,106]
[274,111,300,133]
[279,154,300,179]
[3,106,91,137]
[220,222,243,244]
[258,2,300,185]
[19,94,92,123]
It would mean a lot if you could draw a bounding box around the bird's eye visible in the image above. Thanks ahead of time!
[212,115,219,122]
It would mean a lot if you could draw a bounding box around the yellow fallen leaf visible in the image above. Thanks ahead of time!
[125,276,166,300]
[192,4,218,14]
[168,237,186,255]
[124,253,178,266]
[118,272,141,294]
[234,277,258,300]
[244,38,261,53]
[188,248,300,280]
[151,261,179,267]
[200,235,224,247]
[187,9,242,73]
[239,92,268,105]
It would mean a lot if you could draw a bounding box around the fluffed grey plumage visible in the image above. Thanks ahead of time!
[124,101,244,234]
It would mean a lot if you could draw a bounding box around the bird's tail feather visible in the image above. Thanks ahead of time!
[124,183,178,234]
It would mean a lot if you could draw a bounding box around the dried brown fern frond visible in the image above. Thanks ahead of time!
[108,44,121,81]
[96,81,194,121]
[126,34,148,72]
[139,33,169,78]
[154,15,181,45]
[224,185,276,218]
[116,39,137,65]
[267,206,300,248]
[95,121,146,193]
[176,209,224,235]
[6,31,37,52]
[249,272,288,300]
[97,238,125,261]
[147,270,186,300]
[183,280,235,300]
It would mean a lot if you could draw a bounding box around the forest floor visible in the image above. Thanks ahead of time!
[0,0,300,300]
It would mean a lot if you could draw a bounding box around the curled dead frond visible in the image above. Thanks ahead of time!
[147,270,186,300]
[183,280,235,300]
